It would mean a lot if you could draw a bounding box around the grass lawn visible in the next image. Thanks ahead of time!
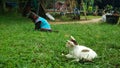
[0,15,120,68]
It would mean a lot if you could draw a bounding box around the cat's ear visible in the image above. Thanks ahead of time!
[70,36,78,45]
[67,40,72,44]
[70,36,76,41]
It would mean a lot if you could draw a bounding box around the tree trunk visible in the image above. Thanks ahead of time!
[0,0,6,13]
[38,0,46,18]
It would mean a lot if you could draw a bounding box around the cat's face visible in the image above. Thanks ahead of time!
[66,40,74,48]
[66,36,78,48]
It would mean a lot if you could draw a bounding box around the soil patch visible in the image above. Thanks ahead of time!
[49,18,102,25]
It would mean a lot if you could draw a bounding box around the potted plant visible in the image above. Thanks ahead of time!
[106,11,119,24]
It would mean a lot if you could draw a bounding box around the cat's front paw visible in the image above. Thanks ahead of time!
[65,54,73,58]
[61,53,65,56]
[72,58,80,62]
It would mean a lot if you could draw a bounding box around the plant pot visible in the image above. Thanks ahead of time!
[106,15,119,24]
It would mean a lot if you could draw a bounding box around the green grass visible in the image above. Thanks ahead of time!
[0,15,120,68]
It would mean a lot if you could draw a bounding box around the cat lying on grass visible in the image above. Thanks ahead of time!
[64,36,97,62]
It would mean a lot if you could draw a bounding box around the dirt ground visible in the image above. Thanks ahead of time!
[49,18,102,25]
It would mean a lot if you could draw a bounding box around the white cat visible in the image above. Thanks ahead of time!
[65,36,97,62]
